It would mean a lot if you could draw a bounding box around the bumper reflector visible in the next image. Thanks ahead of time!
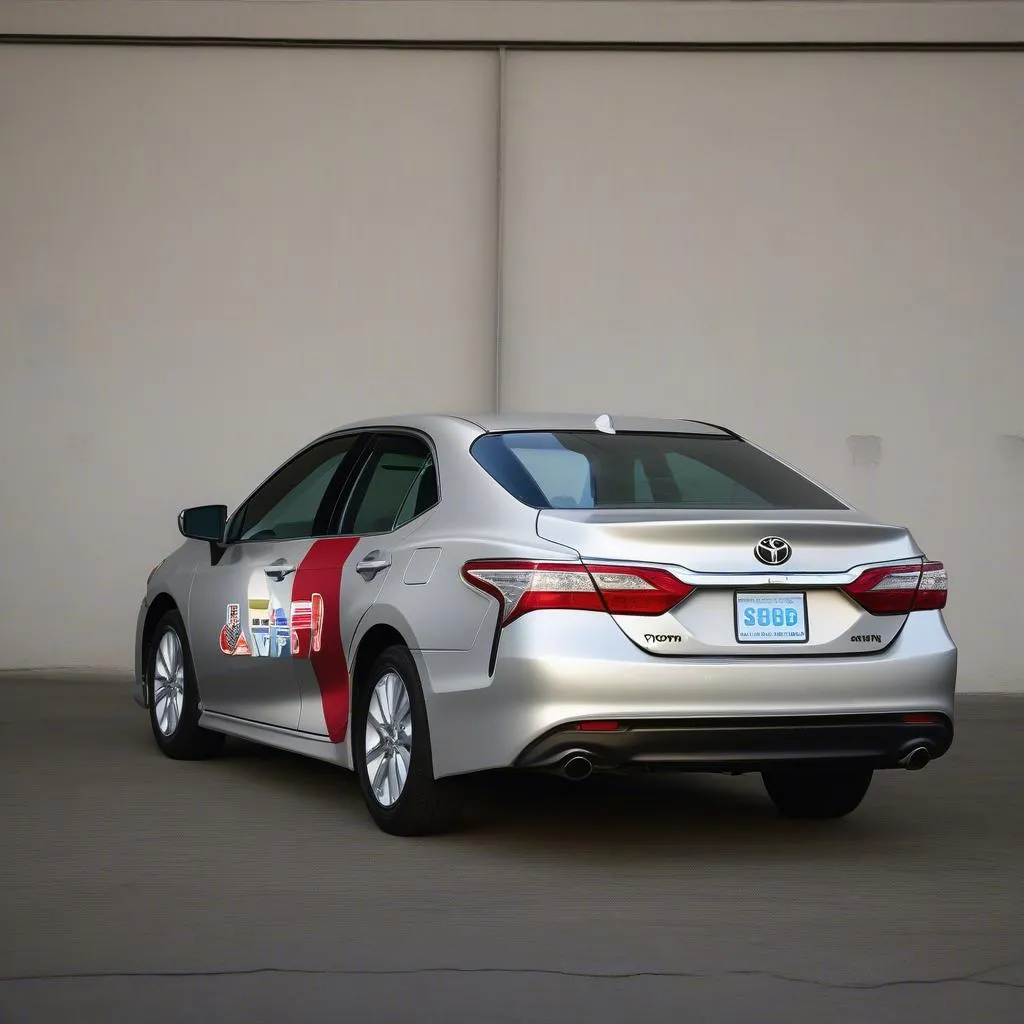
[902,713,937,725]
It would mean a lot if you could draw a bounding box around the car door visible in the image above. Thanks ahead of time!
[188,433,365,729]
[290,431,439,739]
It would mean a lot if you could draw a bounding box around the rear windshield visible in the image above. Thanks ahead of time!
[470,431,846,511]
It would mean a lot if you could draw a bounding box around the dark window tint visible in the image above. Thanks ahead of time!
[471,432,846,511]
[236,436,357,541]
[340,434,438,535]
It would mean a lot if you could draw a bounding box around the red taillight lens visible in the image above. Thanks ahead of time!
[587,564,694,616]
[911,562,949,610]
[841,561,947,615]
[577,720,620,732]
[461,562,604,623]
[461,560,693,625]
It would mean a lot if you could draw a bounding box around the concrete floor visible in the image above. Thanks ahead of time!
[1,675,1021,1023]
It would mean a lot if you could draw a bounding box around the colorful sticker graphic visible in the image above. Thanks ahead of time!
[218,575,325,660]
[215,546,356,742]
[288,593,324,659]
[311,592,325,653]
[219,603,251,656]
[290,599,312,657]
[248,570,272,657]
[269,599,290,659]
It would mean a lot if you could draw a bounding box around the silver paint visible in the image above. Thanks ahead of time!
[403,547,442,585]
[188,537,310,730]
[134,412,958,784]
[421,607,957,779]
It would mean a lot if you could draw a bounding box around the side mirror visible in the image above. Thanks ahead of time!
[178,504,227,542]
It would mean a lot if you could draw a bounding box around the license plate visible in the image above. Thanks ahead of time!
[735,592,808,644]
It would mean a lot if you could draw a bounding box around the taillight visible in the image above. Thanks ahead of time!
[588,565,694,615]
[461,560,693,625]
[842,561,947,615]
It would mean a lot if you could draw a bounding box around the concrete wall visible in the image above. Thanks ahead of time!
[0,2,1021,689]
[0,45,496,668]
[501,50,1024,692]
[2,1,1023,45]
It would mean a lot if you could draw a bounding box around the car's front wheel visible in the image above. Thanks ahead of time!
[353,645,461,836]
[147,610,224,760]
[761,764,873,819]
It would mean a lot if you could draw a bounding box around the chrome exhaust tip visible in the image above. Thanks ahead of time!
[900,746,931,771]
[562,755,594,781]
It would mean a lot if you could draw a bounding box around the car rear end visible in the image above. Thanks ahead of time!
[452,420,955,792]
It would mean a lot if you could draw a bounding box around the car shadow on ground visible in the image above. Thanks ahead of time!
[209,734,911,858]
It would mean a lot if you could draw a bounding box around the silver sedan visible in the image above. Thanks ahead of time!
[135,413,956,835]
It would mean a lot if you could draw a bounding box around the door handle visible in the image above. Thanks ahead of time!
[264,562,296,582]
[356,551,391,581]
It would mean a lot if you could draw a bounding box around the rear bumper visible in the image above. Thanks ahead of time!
[419,608,957,779]
[514,712,953,772]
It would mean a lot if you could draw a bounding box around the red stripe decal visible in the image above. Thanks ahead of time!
[291,538,360,743]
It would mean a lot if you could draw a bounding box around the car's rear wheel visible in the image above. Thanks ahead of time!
[353,644,460,836]
[761,764,873,819]
[148,610,224,760]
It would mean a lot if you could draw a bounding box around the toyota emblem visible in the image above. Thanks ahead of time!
[754,537,792,566]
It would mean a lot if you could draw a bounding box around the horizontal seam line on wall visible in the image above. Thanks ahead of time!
[0,35,1022,51]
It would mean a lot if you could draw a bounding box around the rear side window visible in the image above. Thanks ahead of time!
[471,431,846,511]
[338,434,438,535]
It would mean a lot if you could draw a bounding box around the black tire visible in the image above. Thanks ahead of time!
[353,644,462,836]
[147,610,225,760]
[762,764,873,819]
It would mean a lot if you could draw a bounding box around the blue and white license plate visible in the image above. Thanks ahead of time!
[735,592,808,644]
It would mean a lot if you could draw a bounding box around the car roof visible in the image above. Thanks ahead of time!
[327,412,735,437]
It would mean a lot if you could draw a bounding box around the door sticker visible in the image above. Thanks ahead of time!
[270,599,290,658]
[289,593,324,658]
[219,603,251,656]
[213,538,359,743]
[248,571,272,657]
[219,586,324,662]
[290,599,311,656]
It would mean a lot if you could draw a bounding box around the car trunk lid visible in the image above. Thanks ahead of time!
[536,508,924,656]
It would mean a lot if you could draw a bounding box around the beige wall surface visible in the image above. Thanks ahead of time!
[0,45,496,669]
[501,50,1024,691]
[3,1,1024,45]
[2,42,1021,692]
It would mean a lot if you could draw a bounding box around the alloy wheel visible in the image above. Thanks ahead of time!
[364,670,413,807]
[152,628,186,737]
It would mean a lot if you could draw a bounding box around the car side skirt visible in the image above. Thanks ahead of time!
[199,711,352,769]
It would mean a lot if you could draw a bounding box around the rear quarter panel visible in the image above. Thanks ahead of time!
[353,426,583,742]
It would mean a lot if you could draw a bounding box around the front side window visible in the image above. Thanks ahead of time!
[471,431,846,511]
[338,434,438,535]
[235,436,358,541]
